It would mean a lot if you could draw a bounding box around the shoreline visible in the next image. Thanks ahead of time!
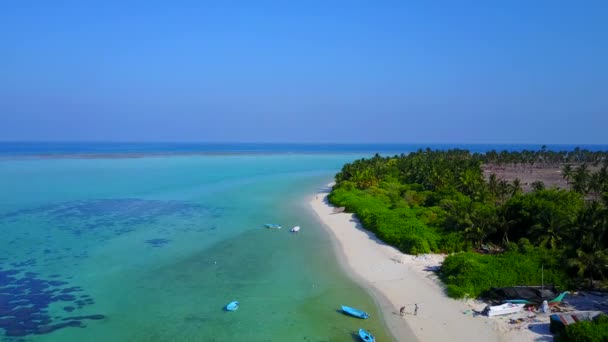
[306,188,417,342]
[310,184,505,342]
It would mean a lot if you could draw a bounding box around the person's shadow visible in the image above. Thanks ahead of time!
[392,309,410,316]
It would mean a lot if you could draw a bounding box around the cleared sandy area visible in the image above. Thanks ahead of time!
[310,184,552,342]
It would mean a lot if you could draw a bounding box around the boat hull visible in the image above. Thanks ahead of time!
[485,303,525,317]
[226,301,239,311]
[341,305,370,319]
[358,328,375,342]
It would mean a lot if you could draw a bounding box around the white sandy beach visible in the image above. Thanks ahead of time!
[310,184,552,342]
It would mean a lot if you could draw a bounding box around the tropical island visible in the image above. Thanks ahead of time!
[317,147,608,341]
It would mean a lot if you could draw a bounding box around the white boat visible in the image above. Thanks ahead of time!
[290,226,300,232]
[484,303,525,317]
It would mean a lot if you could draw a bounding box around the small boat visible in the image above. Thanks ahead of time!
[341,305,370,319]
[225,301,239,311]
[264,223,281,229]
[504,291,570,306]
[358,328,375,342]
[290,226,300,233]
[548,291,570,307]
[483,302,525,317]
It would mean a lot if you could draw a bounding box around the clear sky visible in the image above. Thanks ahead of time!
[1,1,607,144]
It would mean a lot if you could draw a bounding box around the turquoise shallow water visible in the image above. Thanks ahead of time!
[0,154,395,341]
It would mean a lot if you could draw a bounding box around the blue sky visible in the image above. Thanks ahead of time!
[1,1,606,143]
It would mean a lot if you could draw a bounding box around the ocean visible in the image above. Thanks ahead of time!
[0,149,399,341]
[2,142,608,157]
[1,142,607,341]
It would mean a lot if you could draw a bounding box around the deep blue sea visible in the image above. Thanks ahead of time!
[2,142,608,157]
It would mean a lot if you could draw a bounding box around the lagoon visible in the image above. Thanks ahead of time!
[0,154,395,341]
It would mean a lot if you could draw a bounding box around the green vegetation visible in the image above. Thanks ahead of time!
[329,148,608,298]
[440,250,568,298]
[555,314,608,342]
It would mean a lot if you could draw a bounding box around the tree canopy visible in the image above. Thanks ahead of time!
[329,148,608,298]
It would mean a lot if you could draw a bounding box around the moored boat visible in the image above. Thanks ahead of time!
[290,226,300,232]
[503,290,569,305]
[264,223,281,229]
[358,328,375,341]
[483,302,525,317]
[225,301,239,311]
[341,305,370,319]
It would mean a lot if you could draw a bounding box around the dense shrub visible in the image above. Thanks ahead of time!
[439,232,469,254]
[329,186,439,254]
[440,250,568,298]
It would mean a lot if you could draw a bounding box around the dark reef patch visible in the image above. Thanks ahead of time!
[0,265,104,337]
[0,198,222,337]
[61,314,105,321]
[145,238,171,247]
[0,199,221,238]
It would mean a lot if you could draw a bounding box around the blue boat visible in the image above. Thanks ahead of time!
[358,328,375,342]
[225,301,239,311]
[264,223,282,229]
[341,305,370,319]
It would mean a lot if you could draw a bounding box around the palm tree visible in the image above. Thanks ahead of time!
[561,164,573,185]
[458,169,484,199]
[510,178,522,197]
[530,211,573,250]
[352,169,378,189]
[495,206,516,245]
[540,145,547,167]
[576,202,608,250]
[572,164,590,194]
[565,201,608,287]
[497,179,511,204]
[465,202,497,248]
[531,222,562,250]
[568,249,608,288]
[488,173,499,198]
[588,172,603,201]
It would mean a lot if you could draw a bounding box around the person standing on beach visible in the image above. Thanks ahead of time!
[414,304,418,316]
[399,306,406,316]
